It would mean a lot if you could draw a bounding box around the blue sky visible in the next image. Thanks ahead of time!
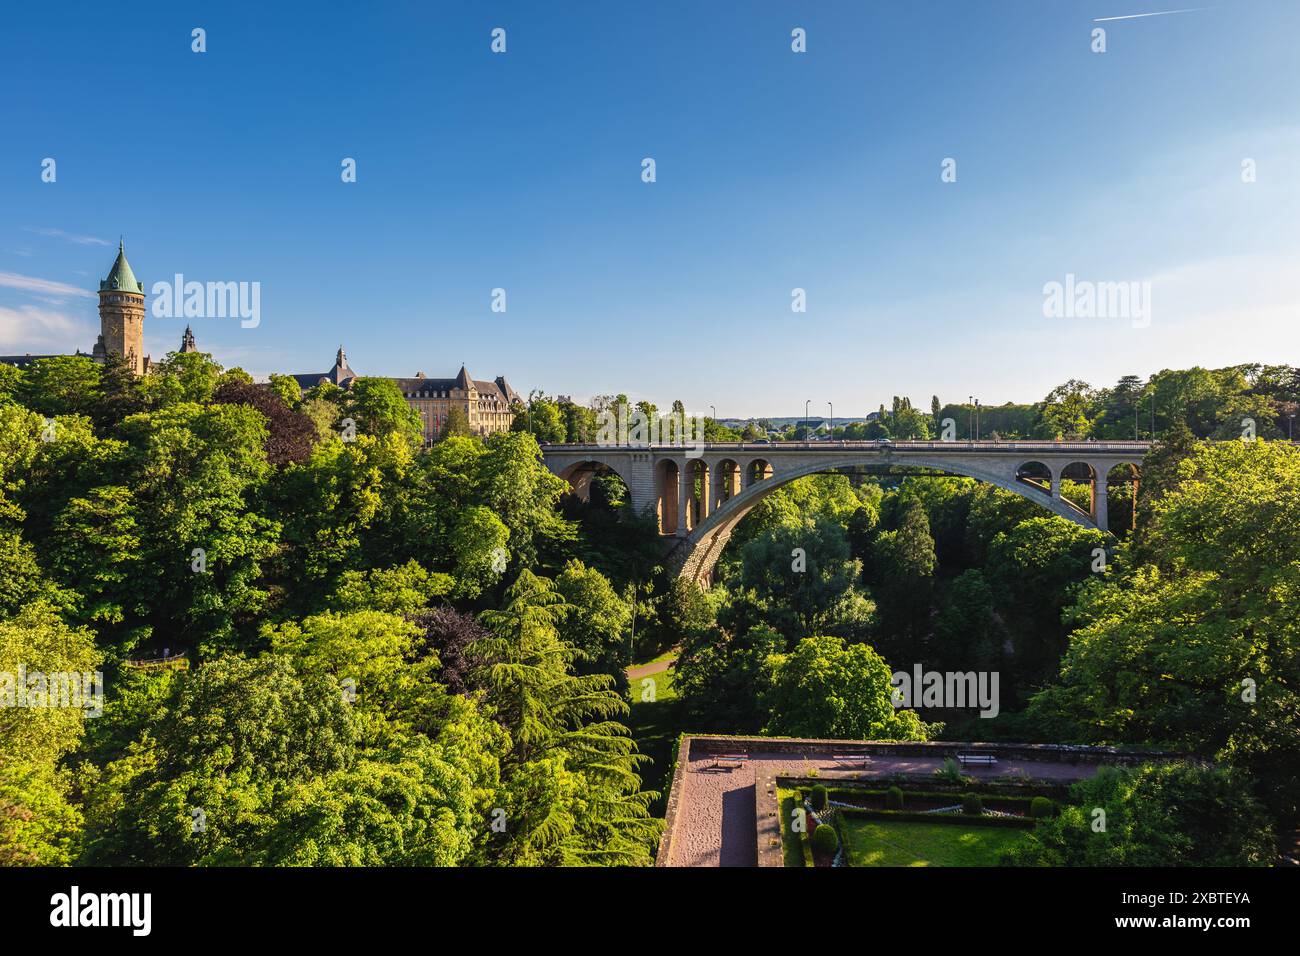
[2,1,1297,416]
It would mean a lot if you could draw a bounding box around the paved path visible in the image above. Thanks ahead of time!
[667,747,1102,868]
[627,652,677,681]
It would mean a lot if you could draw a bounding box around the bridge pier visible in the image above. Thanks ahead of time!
[677,464,690,536]
[1092,471,1109,532]
[698,461,711,523]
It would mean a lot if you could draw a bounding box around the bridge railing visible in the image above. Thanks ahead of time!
[542,440,1153,454]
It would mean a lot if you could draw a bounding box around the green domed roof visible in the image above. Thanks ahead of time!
[100,241,143,294]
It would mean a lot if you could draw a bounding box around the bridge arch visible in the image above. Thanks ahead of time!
[675,455,1108,585]
[1014,460,1053,494]
[1107,462,1140,532]
[713,458,741,508]
[555,459,635,505]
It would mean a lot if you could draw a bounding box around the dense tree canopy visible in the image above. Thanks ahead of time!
[0,352,661,867]
[1,350,1295,868]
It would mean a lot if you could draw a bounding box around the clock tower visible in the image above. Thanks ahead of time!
[93,241,148,374]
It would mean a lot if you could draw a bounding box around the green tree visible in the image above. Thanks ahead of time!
[267,373,302,408]
[933,569,1001,670]
[869,500,937,656]
[474,572,660,865]
[343,377,424,449]
[1028,442,1300,820]
[92,355,146,430]
[441,404,472,439]
[735,517,865,639]
[555,560,632,679]
[1004,762,1273,866]
[513,393,566,444]
[760,635,930,741]
[475,431,573,567]
[140,351,223,407]
[0,363,23,402]
[0,603,101,865]
[327,560,453,615]
[19,355,102,418]
[1034,379,1095,439]
[112,402,282,651]
[675,623,783,733]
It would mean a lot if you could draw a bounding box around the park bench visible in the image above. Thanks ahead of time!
[709,753,749,770]
[956,752,998,767]
[831,753,872,768]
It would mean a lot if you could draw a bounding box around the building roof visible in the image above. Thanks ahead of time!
[0,351,94,369]
[290,346,357,390]
[286,349,519,405]
[100,241,143,294]
[391,374,519,406]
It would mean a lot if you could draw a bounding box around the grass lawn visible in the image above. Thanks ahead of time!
[630,665,675,701]
[840,817,1029,867]
[777,789,806,867]
[625,662,683,818]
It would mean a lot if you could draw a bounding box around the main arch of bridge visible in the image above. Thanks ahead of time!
[543,442,1148,585]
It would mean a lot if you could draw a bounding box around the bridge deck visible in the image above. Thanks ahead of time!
[544,440,1151,454]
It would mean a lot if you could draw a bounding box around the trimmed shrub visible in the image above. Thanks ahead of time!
[1030,796,1054,820]
[962,793,984,816]
[838,807,1034,829]
[885,786,905,810]
[811,822,839,854]
[935,757,966,783]
[809,784,829,812]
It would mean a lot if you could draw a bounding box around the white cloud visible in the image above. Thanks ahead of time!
[0,304,95,352]
[1143,250,1300,345]
[24,227,111,247]
[0,272,95,299]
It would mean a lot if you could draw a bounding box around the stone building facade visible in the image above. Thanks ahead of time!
[291,349,519,445]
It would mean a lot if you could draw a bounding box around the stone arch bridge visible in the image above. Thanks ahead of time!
[543,440,1149,585]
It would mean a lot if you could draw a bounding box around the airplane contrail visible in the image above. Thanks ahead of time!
[1092,8,1207,21]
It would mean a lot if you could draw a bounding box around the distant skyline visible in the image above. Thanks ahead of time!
[2,1,1298,416]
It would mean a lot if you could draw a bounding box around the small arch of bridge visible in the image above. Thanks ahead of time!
[555,458,636,506]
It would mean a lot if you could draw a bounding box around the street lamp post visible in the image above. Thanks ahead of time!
[828,402,834,441]
[1290,413,1296,441]
[975,399,980,441]
[805,399,811,442]
[969,395,974,440]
